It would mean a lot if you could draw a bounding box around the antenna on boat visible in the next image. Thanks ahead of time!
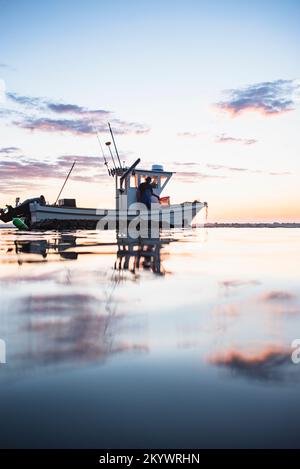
[92,122,112,176]
[105,141,117,172]
[54,160,76,205]
[108,122,122,168]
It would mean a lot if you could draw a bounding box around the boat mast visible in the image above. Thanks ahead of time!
[54,160,76,205]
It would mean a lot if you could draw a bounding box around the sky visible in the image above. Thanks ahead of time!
[0,0,300,222]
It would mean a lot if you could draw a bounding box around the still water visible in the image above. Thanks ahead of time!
[0,227,300,448]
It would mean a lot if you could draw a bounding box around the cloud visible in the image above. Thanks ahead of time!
[172,161,199,167]
[170,162,291,179]
[216,79,300,116]
[3,91,150,136]
[209,344,295,382]
[13,116,149,136]
[0,146,20,154]
[268,171,291,176]
[14,117,97,135]
[0,154,109,195]
[206,163,291,176]
[47,103,106,117]
[6,91,43,108]
[175,171,226,183]
[206,163,249,172]
[7,92,109,117]
[215,134,257,145]
[151,162,224,182]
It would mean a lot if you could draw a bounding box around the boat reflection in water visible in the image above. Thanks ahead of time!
[115,231,167,275]
[14,234,78,260]
[13,230,169,270]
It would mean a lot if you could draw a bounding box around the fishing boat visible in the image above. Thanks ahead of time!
[0,126,207,230]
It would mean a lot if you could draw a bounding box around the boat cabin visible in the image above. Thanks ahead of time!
[118,164,174,210]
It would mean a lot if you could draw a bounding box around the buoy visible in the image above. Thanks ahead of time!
[12,218,29,231]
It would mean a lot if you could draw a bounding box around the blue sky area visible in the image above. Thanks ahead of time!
[1,0,300,221]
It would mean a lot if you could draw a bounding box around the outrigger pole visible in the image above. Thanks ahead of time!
[54,160,76,205]
[108,122,122,168]
[96,131,111,176]
[92,121,112,176]
[105,141,117,171]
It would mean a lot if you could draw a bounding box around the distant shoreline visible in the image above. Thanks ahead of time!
[202,223,300,228]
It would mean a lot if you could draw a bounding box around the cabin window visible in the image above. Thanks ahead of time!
[130,175,138,188]
[151,176,158,188]
[160,176,168,189]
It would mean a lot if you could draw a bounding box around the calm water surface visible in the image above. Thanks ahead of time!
[0,227,300,448]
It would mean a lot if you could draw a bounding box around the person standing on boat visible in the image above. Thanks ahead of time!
[138,176,160,210]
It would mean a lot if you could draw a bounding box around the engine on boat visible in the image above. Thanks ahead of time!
[0,195,46,224]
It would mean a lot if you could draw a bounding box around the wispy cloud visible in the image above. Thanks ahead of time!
[13,117,149,136]
[206,163,291,176]
[7,92,110,118]
[175,171,226,183]
[163,161,227,181]
[0,154,108,194]
[215,134,257,145]
[7,92,43,108]
[2,91,150,136]
[14,117,97,135]
[172,162,199,167]
[216,79,300,116]
[0,146,20,154]
[207,163,250,172]
[47,103,109,118]
[268,171,291,176]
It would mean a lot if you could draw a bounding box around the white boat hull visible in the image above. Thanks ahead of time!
[29,201,205,229]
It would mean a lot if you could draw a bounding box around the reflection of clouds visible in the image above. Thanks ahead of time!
[219,279,260,296]
[14,291,148,369]
[220,279,260,288]
[259,290,300,318]
[261,291,296,302]
[209,344,297,383]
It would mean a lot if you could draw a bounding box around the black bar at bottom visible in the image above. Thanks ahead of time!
[0,449,298,467]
